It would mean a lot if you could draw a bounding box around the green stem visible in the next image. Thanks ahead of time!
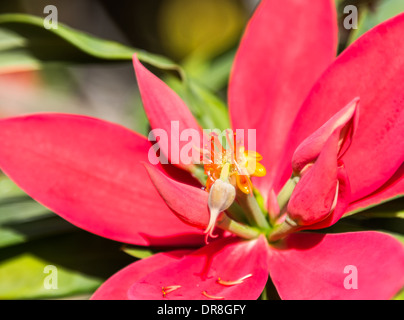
[267,217,298,242]
[226,201,249,224]
[277,176,300,211]
[237,192,270,230]
[217,214,261,240]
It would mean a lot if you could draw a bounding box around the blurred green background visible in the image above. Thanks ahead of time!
[0,0,403,299]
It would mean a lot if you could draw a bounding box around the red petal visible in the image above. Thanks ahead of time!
[0,114,204,246]
[292,98,359,174]
[144,163,209,229]
[287,131,341,226]
[91,250,191,300]
[228,0,337,198]
[128,236,269,300]
[277,13,404,201]
[268,232,404,300]
[308,167,350,230]
[347,163,404,214]
[133,56,203,169]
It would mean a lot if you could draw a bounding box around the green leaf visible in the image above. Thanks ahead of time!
[0,174,27,199]
[130,92,151,137]
[0,197,51,225]
[390,233,404,300]
[183,49,236,91]
[391,234,404,300]
[0,254,101,299]
[0,215,77,249]
[392,233,404,245]
[0,13,182,74]
[323,216,404,237]
[166,76,230,131]
[121,245,155,259]
[0,231,135,299]
[0,176,67,248]
[344,196,404,219]
[0,49,41,73]
[349,0,404,44]
[394,287,404,300]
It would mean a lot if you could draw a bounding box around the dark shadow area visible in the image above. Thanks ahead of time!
[99,0,164,56]
[0,222,136,279]
[1,214,76,245]
[263,274,281,300]
[138,232,205,248]
[270,232,326,251]
[161,163,202,188]
[320,216,404,236]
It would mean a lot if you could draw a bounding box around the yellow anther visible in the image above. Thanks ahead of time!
[244,150,263,161]
[252,162,267,177]
[201,130,266,194]
[236,174,253,195]
[161,285,181,298]
[220,163,231,181]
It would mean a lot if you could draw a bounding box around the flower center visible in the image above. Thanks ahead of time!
[197,130,270,241]
[202,130,266,194]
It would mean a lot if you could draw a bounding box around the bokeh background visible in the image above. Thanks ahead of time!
[0,0,403,299]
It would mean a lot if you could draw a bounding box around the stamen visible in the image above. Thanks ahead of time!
[233,157,243,174]
[210,136,215,164]
[220,163,231,181]
[211,133,225,158]
[234,132,237,159]
[236,174,253,195]
[202,130,266,195]
[225,129,235,163]
[161,285,181,298]
[216,274,253,286]
[201,291,225,300]
[204,215,219,243]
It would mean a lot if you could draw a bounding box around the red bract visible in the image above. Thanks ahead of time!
[0,0,403,300]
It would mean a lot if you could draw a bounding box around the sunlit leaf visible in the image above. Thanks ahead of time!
[121,245,155,259]
[0,13,182,74]
[0,254,101,299]
[0,231,134,299]
[0,173,26,199]
[0,197,50,225]
[394,287,404,300]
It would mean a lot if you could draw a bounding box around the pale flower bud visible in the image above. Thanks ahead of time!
[205,179,236,240]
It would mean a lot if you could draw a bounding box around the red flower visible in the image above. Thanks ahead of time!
[0,0,403,299]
